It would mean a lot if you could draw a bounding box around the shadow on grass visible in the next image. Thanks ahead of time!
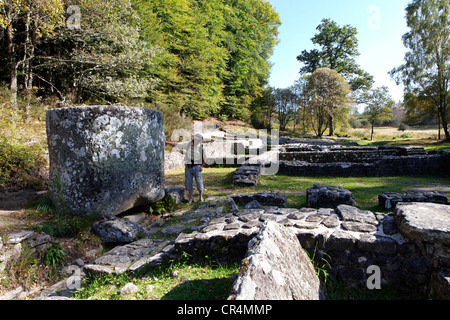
[162,277,235,300]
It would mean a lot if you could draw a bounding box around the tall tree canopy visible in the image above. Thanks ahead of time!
[296,19,373,135]
[389,0,450,140]
[362,86,394,141]
[296,19,374,93]
[132,0,280,121]
[0,0,64,116]
[0,0,280,126]
[305,68,351,137]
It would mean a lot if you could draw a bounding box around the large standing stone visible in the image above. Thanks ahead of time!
[46,106,165,218]
[229,221,323,300]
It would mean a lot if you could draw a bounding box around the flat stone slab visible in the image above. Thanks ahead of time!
[228,221,323,300]
[83,238,175,275]
[379,191,448,210]
[395,203,450,244]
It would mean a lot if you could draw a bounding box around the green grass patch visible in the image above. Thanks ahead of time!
[73,254,240,300]
[25,196,98,238]
[165,168,449,212]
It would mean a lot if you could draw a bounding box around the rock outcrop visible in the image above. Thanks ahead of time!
[46,105,165,218]
[229,221,323,300]
[395,202,450,244]
[307,184,359,209]
[91,218,146,244]
[379,191,448,210]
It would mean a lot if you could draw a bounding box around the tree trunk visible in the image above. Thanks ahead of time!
[371,122,375,141]
[6,22,18,114]
[441,93,450,141]
[23,11,33,123]
[328,115,334,136]
[438,115,441,140]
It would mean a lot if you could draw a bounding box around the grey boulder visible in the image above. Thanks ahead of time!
[46,105,165,218]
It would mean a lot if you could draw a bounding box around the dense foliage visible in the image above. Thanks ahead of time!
[390,0,450,140]
[0,0,280,126]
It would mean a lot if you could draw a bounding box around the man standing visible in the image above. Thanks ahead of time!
[166,133,206,204]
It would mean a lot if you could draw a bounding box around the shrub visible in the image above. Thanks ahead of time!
[44,242,67,268]
[0,84,48,190]
[398,123,409,131]
[148,195,178,215]
[0,138,47,190]
[31,197,97,238]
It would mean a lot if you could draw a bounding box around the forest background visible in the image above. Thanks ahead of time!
[0,0,448,191]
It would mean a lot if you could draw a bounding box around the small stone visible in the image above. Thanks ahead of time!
[74,258,85,267]
[120,283,139,295]
[223,222,241,231]
[341,221,377,233]
[305,215,323,223]
[382,216,399,235]
[161,225,186,235]
[242,220,262,229]
[244,200,261,209]
[322,215,340,228]
[146,285,155,293]
[287,212,305,220]
[336,205,378,226]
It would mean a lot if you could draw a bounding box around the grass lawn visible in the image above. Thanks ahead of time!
[166,167,450,212]
[73,255,240,300]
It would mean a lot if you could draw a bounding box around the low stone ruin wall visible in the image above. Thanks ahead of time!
[232,165,261,187]
[231,191,287,208]
[279,146,426,163]
[45,197,450,300]
[174,202,450,299]
[277,153,449,177]
[379,191,449,210]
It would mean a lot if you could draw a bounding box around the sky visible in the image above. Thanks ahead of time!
[267,0,412,102]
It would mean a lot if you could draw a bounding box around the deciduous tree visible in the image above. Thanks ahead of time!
[0,0,64,118]
[305,68,351,137]
[361,86,394,140]
[297,18,374,129]
[390,0,449,140]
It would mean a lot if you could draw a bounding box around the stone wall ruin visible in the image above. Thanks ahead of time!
[276,146,449,177]
[35,195,450,300]
[174,201,450,299]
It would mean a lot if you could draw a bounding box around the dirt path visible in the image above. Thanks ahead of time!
[0,190,47,232]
